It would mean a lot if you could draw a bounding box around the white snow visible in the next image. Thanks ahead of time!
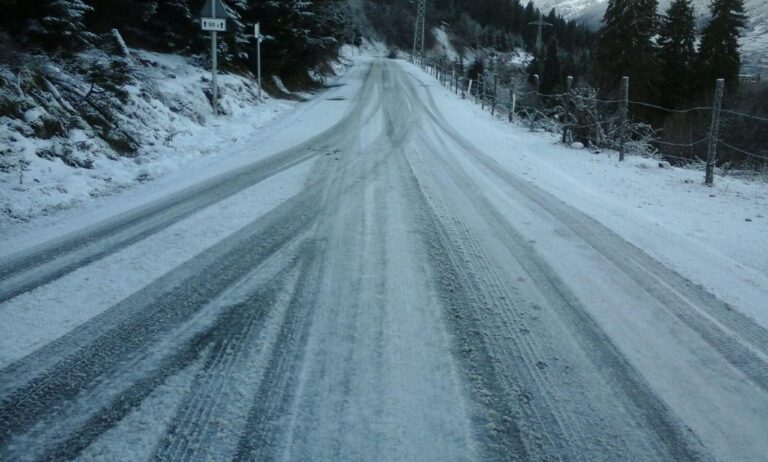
[1,50,767,461]
[400,58,768,329]
[431,27,459,61]
[0,52,371,365]
[1,50,295,227]
[399,58,768,461]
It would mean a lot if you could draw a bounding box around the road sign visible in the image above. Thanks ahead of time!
[202,18,226,32]
[200,0,230,117]
[200,0,229,19]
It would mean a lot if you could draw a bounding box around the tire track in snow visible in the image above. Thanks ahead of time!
[0,63,381,303]
[390,61,710,461]
[0,184,321,448]
[152,261,303,462]
[415,78,768,395]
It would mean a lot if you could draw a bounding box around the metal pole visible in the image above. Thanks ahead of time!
[211,0,218,116]
[212,31,218,115]
[562,75,573,143]
[257,33,262,101]
[705,79,725,186]
[619,76,629,161]
[412,0,426,60]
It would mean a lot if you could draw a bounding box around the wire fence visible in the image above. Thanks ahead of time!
[420,58,768,185]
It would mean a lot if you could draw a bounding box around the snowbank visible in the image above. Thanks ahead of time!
[0,50,294,227]
[399,58,768,329]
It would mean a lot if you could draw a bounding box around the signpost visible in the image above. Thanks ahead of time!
[200,0,229,116]
[255,23,263,101]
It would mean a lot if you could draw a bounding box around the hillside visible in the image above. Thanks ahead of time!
[0,0,356,223]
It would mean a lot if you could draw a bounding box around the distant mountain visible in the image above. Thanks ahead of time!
[532,0,768,74]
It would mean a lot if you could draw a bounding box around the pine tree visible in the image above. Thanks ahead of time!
[594,0,659,103]
[540,38,561,94]
[4,0,94,52]
[697,0,747,94]
[658,0,697,107]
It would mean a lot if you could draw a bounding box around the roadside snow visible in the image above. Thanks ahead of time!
[399,59,768,329]
[1,50,294,227]
[1,52,367,253]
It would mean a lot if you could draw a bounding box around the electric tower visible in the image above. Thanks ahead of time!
[412,0,426,61]
[528,11,552,57]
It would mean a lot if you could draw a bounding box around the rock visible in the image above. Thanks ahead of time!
[658,161,671,168]
[745,218,753,222]
[570,142,584,149]
[684,179,695,184]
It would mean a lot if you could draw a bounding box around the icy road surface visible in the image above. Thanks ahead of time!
[2,59,768,461]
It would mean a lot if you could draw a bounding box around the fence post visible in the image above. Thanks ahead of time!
[481,78,485,109]
[618,76,629,161]
[530,74,540,132]
[705,78,725,186]
[562,75,573,143]
[508,87,514,122]
[492,74,498,116]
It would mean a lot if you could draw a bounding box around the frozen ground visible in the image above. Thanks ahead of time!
[1,55,767,461]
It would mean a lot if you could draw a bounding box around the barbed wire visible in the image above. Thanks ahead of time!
[648,137,710,148]
[431,67,768,164]
[563,115,621,129]
[659,152,702,163]
[717,140,768,161]
[571,95,623,104]
[627,101,712,114]
[720,109,768,123]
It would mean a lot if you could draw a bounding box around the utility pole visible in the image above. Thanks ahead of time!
[412,0,426,62]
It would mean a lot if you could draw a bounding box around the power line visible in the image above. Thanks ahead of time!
[720,109,768,123]
[718,140,768,161]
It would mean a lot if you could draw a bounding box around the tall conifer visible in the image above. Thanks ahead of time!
[594,0,659,103]
[658,0,697,107]
[697,0,747,94]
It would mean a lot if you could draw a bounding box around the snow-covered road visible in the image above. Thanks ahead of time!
[1,58,767,461]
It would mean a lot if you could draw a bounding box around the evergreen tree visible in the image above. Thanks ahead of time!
[697,0,747,94]
[1,0,93,52]
[658,0,697,107]
[594,0,659,103]
[540,38,561,94]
